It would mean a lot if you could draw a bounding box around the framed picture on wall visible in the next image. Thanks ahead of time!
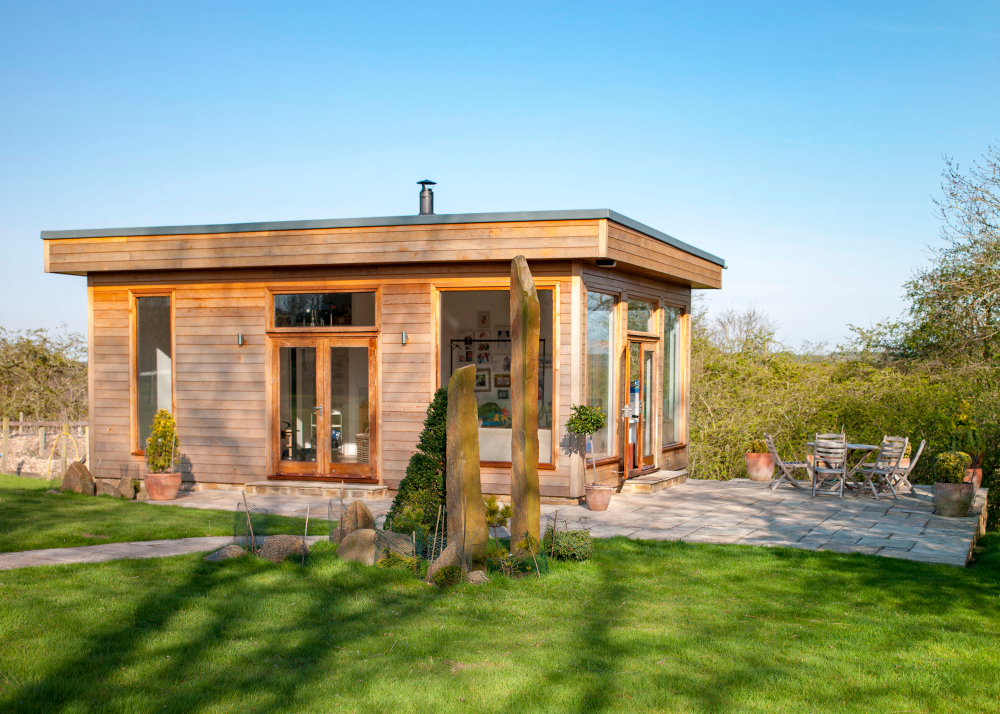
[495,326,511,354]
[474,368,492,392]
[477,311,491,329]
[461,330,474,345]
[497,389,510,400]
[494,373,511,388]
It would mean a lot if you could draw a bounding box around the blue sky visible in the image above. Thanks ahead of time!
[2,2,997,346]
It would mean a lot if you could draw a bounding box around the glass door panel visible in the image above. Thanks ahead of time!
[329,346,371,474]
[640,344,656,468]
[279,346,319,474]
[626,341,658,475]
[627,342,641,474]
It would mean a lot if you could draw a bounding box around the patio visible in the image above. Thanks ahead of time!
[163,478,989,567]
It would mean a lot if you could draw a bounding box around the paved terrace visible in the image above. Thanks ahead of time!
[158,478,989,568]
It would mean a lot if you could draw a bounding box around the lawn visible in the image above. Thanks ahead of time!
[0,474,327,552]
[1,531,998,713]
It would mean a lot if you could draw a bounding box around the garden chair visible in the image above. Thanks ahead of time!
[764,433,810,490]
[854,436,907,500]
[811,435,849,498]
[890,439,925,496]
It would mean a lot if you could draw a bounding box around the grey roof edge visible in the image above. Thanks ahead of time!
[40,208,725,268]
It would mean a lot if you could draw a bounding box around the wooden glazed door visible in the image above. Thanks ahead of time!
[625,341,658,476]
[271,337,377,481]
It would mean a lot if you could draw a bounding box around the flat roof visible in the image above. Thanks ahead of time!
[40,208,725,268]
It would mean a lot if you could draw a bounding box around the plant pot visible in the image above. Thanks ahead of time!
[584,483,615,511]
[933,481,975,517]
[964,468,983,492]
[745,453,775,481]
[898,458,910,469]
[145,471,182,501]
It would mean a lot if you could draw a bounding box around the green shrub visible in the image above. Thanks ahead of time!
[389,504,430,541]
[566,404,607,437]
[145,409,179,474]
[748,439,768,454]
[376,551,418,571]
[432,564,463,587]
[386,387,447,529]
[542,527,593,561]
[934,451,972,484]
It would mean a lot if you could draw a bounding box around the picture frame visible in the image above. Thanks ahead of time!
[477,311,491,329]
[494,373,511,389]
[476,329,491,341]
[474,368,491,392]
[477,351,491,365]
[497,388,509,400]
[461,330,474,345]
[495,326,511,354]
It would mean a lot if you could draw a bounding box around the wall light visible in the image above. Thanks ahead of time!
[402,331,408,346]
[237,333,245,346]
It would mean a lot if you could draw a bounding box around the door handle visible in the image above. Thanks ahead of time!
[314,405,323,415]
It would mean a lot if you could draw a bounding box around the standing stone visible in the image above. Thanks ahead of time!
[445,364,488,571]
[115,475,136,499]
[60,461,96,496]
[509,256,541,555]
[332,500,375,543]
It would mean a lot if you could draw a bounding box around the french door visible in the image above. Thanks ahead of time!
[271,336,377,481]
[624,340,657,476]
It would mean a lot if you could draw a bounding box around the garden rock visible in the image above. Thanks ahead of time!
[445,365,488,570]
[331,500,375,543]
[95,480,120,497]
[336,528,377,565]
[426,539,463,581]
[204,545,246,562]
[258,534,307,563]
[116,475,136,499]
[60,461,95,496]
[45,489,62,495]
[466,570,490,585]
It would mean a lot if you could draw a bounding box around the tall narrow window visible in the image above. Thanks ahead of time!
[586,292,616,458]
[662,307,682,446]
[136,296,172,448]
[627,298,655,332]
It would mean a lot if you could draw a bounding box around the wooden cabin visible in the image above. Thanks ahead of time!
[42,191,724,502]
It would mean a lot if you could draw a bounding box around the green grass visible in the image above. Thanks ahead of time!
[0,474,328,552]
[1,534,998,713]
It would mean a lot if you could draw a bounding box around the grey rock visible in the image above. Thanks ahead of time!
[426,539,463,581]
[95,480,120,497]
[466,569,490,585]
[258,534,307,563]
[331,501,375,544]
[116,475,136,499]
[204,544,246,562]
[337,529,377,565]
[60,461,95,496]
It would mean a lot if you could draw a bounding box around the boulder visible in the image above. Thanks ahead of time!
[258,534,307,563]
[204,544,246,562]
[116,475,136,499]
[376,530,417,560]
[95,480,120,497]
[336,528,377,565]
[332,500,374,543]
[426,539,464,581]
[136,481,149,501]
[60,461,95,496]
[466,570,490,585]
[446,365,488,571]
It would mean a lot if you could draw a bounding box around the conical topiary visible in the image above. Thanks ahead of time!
[387,387,447,530]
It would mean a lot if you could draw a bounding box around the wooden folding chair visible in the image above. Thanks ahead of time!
[765,433,810,490]
[890,439,924,496]
[811,435,848,498]
[855,436,907,500]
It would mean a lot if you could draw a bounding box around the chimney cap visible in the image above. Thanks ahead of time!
[417,180,437,188]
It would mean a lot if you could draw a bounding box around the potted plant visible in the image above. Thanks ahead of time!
[933,451,974,517]
[566,404,612,511]
[144,409,181,501]
[745,438,774,481]
[951,415,985,491]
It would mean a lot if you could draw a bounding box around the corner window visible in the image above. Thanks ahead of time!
[136,296,172,448]
[662,307,682,446]
[586,292,616,458]
[274,292,376,328]
[627,298,655,332]
[439,289,554,465]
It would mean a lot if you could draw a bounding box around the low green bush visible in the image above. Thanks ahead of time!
[748,439,768,454]
[934,451,972,484]
[376,551,418,570]
[432,564,463,587]
[542,527,593,561]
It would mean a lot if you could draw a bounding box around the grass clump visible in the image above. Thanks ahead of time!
[431,564,463,587]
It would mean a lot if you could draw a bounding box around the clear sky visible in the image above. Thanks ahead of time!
[2,2,997,347]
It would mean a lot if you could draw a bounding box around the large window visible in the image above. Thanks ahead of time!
[627,298,655,332]
[440,289,554,464]
[662,307,682,446]
[136,296,172,449]
[586,292,616,458]
[274,292,376,328]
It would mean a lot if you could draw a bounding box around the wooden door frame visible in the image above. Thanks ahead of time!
[624,336,660,478]
[268,335,378,482]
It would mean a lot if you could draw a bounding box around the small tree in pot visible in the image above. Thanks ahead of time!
[745,438,775,481]
[145,409,181,501]
[951,418,985,491]
[566,404,612,511]
[933,451,974,517]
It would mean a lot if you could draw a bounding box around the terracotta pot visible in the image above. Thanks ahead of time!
[964,468,983,492]
[745,453,775,481]
[933,481,975,517]
[898,458,910,469]
[584,483,615,511]
[145,472,182,501]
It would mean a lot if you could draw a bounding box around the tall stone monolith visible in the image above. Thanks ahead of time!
[445,364,488,571]
[510,255,541,556]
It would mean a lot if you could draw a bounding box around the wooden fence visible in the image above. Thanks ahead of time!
[1,415,89,476]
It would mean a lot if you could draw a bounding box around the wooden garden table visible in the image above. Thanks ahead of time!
[807,442,879,491]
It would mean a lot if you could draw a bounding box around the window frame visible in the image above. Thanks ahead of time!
[266,285,382,334]
[129,289,176,456]
[434,281,559,470]
[584,288,619,463]
[625,296,660,338]
[661,303,687,451]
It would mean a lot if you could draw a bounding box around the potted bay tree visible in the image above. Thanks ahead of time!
[144,409,181,501]
[933,450,974,517]
[567,404,612,511]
